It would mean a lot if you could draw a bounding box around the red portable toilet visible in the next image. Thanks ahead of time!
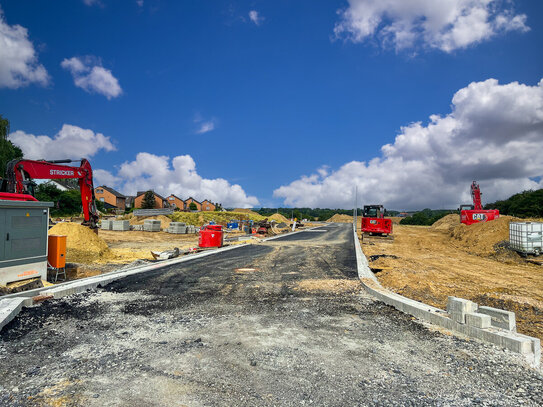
[199,225,223,248]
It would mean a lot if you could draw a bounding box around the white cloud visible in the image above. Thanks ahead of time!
[0,6,49,88]
[9,124,116,160]
[334,0,529,52]
[249,10,263,26]
[61,56,122,99]
[136,0,144,7]
[274,78,543,210]
[95,152,259,208]
[196,121,215,134]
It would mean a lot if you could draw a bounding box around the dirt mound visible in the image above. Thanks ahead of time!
[387,217,403,225]
[268,213,290,223]
[430,214,460,232]
[129,215,172,228]
[49,222,111,263]
[450,215,518,256]
[171,211,265,226]
[233,208,261,216]
[327,214,353,223]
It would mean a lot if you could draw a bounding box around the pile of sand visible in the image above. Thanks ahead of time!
[268,213,290,223]
[430,214,460,232]
[327,214,353,223]
[233,208,261,216]
[129,215,172,228]
[387,217,403,225]
[450,215,518,255]
[49,222,111,263]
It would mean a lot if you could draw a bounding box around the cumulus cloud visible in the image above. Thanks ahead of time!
[9,124,116,160]
[0,7,49,88]
[61,56,122,99]
[95,152,259,208]
[249,10,263,25]
[334,0,529,52]
[274,78,543,210]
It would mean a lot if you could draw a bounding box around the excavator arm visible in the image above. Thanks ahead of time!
[470,181,483,210]
[2,158,99,228]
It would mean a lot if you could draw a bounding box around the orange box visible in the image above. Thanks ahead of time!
[48,235,67,268]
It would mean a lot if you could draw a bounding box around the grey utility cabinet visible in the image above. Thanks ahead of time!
[0,200,53,285]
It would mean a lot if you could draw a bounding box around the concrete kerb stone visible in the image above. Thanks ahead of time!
[352,223,541,368]
[0,225,318,332]
[0,297,26,331]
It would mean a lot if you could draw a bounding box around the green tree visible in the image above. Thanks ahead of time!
[189,202,197,211]
[35,183,63,203]
[486,189,543,218]
[142,191,156,209]
[0,115,23,178]
[35,183,83,216]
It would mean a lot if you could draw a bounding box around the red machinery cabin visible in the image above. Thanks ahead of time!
[460,181,499,225]
[361,205,392,236]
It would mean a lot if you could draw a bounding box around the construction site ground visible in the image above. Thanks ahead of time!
[360,219,543,342]
[1,224,542,406]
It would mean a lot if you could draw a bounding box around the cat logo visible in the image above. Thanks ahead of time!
[473,213,487,221]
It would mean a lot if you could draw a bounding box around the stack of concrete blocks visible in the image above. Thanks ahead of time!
[168,222,187,234]
[112,220,130,231]
[144,219,161,232]
[101,220,113,230]
[446,297,539,358]
[188,225,196,234]
[131,224,143,231]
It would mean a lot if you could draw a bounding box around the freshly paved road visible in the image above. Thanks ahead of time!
[1,224,542,406]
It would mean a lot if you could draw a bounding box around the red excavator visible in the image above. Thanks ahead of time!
[459,181,499,225]
[361,204,393,237]
[0,158,99,228]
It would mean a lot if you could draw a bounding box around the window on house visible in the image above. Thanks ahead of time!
[96,189,103,194]
[169,197,174,200]
[100,198,105,202]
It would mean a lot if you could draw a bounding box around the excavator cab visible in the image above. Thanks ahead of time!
[363,205,384,219]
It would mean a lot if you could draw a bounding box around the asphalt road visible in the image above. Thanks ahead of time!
[1,223,542,406]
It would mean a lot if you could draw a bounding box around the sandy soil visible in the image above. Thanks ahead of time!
[360,224,543,341]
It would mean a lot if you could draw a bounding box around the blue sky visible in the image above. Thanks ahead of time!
[1,0,543,209]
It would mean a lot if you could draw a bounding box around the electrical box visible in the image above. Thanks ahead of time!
[48,235,67,268]
[0,200,53,285]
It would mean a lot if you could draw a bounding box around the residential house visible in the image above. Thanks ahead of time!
[166,194,185,210]
[94,185,126,210]
[134,190,168,209]
[184,197,202,211]
[201,199,216,211]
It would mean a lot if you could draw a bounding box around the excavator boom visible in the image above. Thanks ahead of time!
[1,158,99,228]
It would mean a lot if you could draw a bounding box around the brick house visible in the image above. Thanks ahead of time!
[166,194,185,209]
[134,191,168,209]
[94,185,126,210]
[184,197,202,211]
[201,199,216,211]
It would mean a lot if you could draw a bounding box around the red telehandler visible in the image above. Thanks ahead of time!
[0,158,99,229]
[459,181,499,225]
